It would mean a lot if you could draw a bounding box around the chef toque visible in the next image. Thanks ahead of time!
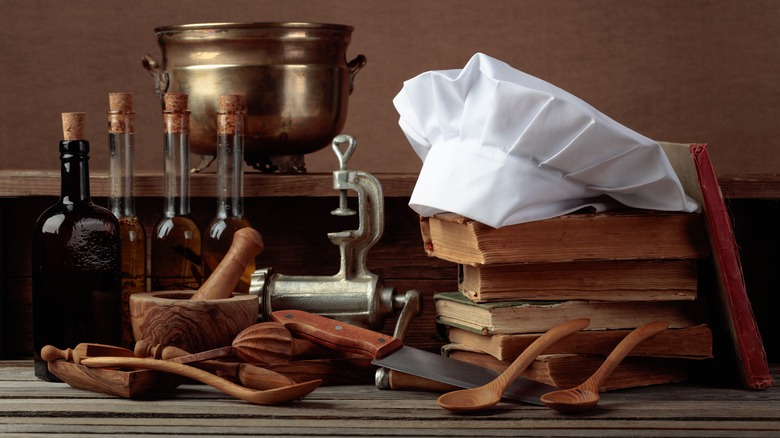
[393,53,700,228]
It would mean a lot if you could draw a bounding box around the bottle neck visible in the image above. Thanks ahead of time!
[215,131,245,219]
[59,140,92,205]
[108,111,136,218]
[163,109,191,217]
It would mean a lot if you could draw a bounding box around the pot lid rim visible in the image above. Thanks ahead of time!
[155,22,354,34]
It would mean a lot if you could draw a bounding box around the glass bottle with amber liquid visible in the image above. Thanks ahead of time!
[31,112,122,380]
[203,95,258,293]
[151,93,202,290]
[107,92,146,348]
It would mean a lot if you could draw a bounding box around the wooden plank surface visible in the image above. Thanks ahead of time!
[1,361,779,436]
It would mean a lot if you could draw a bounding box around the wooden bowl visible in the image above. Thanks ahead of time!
[130,291,258,353]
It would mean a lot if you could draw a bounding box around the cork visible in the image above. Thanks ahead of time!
[218,94,245,135]
[62,112,86,140]
[108,92,134,134]
[109,92,133,112]
[163,93,189,134]
[164,93,188,111]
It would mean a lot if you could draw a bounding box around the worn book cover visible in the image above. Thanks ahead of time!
[434,291,706,335]
[446,324,713,361]
[458,259,699,303]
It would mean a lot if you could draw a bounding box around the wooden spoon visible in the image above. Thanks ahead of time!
[41,343,136,364]
[134,340,297,390]
[80,356,321,405]
[437,318,591,413]
[191,227,263,300]
[540,320,669,414]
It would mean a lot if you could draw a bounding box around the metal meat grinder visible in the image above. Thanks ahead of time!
[249,135,420,332]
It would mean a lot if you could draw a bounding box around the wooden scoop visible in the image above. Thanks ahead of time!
[80,356,321,405]
[437,318,591,413]
[540,321,669,414]
[191,227,263,300]
[134,340,297,390]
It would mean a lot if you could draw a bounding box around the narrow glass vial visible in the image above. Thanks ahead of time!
[31,112,122,380]
[151,93,202,290]
[107,92,147,348]
[203,95,257,293]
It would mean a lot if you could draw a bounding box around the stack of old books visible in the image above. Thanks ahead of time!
[423,209,715,390]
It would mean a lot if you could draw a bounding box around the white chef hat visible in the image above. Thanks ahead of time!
[394,53,699,228]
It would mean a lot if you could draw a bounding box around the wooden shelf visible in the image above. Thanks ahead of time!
[0,170,418,198]
[2,170,778,199]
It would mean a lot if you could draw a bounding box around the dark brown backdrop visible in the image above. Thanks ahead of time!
[1,0,778,176]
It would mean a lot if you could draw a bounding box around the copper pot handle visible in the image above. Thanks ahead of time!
[347,55,367,94]
[141,54,170,100]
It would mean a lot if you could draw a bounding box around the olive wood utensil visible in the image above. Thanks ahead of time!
[134,340,297,390]
[191,227,263,300]
[80,356,322,405]
[540,321,669,414]
[149,321,351,365]
[41,344,181,398]
[437,318,591,413]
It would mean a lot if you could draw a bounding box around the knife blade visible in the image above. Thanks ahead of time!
[270,309,557,405]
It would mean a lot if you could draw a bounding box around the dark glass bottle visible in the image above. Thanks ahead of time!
[107,92,147,348]
[31,112,122,381]
[203,95,256,293]
[151,93,202,290]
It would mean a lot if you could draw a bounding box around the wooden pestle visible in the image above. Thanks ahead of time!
[134,340,297,390]
[191,227,263,300]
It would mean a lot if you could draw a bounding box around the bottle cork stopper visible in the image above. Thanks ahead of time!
[218,94,245,135]
[164,93,189,111]
[219,94,245,112]
[163,93,189,134]
[62,112,86,140]
[108,92,134,134]
[109,92,133,112]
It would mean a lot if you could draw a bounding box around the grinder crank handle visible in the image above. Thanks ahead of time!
[269,310,402,359]
[191,227,264,300]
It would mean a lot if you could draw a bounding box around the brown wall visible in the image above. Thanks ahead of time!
[1,0,778,176]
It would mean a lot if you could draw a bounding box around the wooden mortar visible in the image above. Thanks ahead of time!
[130,228,262,352]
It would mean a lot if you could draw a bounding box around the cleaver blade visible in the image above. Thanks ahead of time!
[270,309,555,405]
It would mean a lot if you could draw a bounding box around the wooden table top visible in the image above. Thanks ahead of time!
[1,361,779,437]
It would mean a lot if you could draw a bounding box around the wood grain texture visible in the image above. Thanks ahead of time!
[129,291,258,353]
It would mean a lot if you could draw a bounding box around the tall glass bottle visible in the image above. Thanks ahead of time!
[151,93,202,290]
[107,92,147,348]
[202,95,257,293]
[31,112,122,380]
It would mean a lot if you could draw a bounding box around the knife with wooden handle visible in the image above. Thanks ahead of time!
[270,309,557,405]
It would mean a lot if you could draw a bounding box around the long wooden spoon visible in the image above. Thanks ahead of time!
[437,318,591,413]
[134,340,297,390]
[540,320,669,414]
[80,356,321,405]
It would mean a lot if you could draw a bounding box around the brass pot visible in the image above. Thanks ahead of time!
[143,22,366,171]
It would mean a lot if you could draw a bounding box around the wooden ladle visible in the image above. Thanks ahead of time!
[540,320,669,414]
[437,318,591,413]
[191,227,263,300]
[79,356,321,405]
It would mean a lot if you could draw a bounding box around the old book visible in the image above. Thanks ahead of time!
[434,291,705,335]
[443,345,694,391]
[661,142,773,389]
[446,324,713,361]
[420,209,710,266]
[458,259,699,303]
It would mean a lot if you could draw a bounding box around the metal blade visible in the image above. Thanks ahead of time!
[372,346,554,405]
